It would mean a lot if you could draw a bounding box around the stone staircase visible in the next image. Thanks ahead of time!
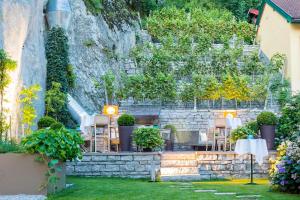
[160,152,204,181]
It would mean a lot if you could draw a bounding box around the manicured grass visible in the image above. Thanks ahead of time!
[48,177,300,200]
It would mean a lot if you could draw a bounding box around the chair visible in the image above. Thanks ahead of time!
[214,118,231,151]
[90,115,110,152]
[109,116,120,152]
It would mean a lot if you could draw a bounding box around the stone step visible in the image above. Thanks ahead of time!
[161,174,212,181]
[160,167,199,175]
[161,160,198,167]
[162,152,196,160]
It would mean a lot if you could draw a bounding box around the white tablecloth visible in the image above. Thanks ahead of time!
[234,139,268,165]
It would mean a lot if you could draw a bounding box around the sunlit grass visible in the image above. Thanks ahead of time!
[48,177,300,200]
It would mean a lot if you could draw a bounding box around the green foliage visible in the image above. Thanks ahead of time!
[270,139,300,193]
[67,65,76,89]
[46,27,70,93]
[50,122,65,130]
[0,49,17,140]
[22,128,84,162]
[117,114,135,126]
[20,84,41,134]
[83,39,96,47]
[37,116,57,129]
[83,0,103,15]
[127,0,159,17]
[133,128,164,150]
[257,111,278,126]
[164,124,177,134]
[45,82,68,123]
[277,94,300,141]
[0,140,23,153]
[245,120,259,134]
[231,126,256,142]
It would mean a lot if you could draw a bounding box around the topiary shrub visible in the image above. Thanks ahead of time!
[37,116,57,129]
[50,122,65,130]
[270,137,300,193]
[257,111,278,126]
[231,126,256,142]
[133,128,164,150]
[118,114,135,126]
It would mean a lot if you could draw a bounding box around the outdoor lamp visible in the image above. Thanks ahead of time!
[103,105,119,116]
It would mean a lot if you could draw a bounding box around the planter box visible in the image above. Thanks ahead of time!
[0,153,66,195]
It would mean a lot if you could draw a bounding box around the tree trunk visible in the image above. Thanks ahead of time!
[194,96,197,111]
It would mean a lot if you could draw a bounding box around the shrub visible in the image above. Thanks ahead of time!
[22,128,84,162]
[0,140,23,153]
[37,116,57,129]
[231,126,256,143]
[257,111,277,126]
[270,137,300,193]
[118,114,135,126]
[245,120,259,134]
[277,94,300,141]
[50,122,65,130]
[133,128,164,150]
[164,124,177,134]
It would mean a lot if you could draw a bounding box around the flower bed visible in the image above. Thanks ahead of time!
[270,137,300,193]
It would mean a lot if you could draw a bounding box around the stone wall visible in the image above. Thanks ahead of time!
[67,152,161,178]
[196,152,276,179]
[68,151,276,180]
[159,109,266,132]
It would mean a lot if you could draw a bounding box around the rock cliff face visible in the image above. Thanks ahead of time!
[0,0,47,137]
[67,0,139,114]
[0,0,143,134]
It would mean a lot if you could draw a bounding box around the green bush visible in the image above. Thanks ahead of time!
[37,116,57,129]
[164,124,177,134]
[22,128,84,162]
[270,138,300,193]
[50,122,65,130]
[0,140,23,153]
[118,114,135,126]
[231,126,256,143]
[277,94,300,141]
[245,120,259,134]
[133,128,164,150]
[257,111,278,126]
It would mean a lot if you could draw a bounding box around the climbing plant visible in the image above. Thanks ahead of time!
[0,50,17,140]
[20,84,41,134]
[45,82,67,123]
[45,27,75,126]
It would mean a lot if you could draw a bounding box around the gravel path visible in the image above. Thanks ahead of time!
[0,195,46,200]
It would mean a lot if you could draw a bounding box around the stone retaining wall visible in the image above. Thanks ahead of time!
[196,152,277,179]
[67,151,277,180]
[159,109,266,132]
[67,153,161,178]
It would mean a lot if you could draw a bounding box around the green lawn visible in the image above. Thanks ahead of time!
[48,177,300,200]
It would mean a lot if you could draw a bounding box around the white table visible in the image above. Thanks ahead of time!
[235,139,268,184]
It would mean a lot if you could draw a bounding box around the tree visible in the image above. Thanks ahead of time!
[0,50,17,140]
[20,84,41,134]
[45,82,67,122]
[202,75,221,108]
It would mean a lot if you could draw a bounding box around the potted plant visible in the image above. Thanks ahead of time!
[257,111,278,150]
[118,114,135,151]
[231,126,257,143]
[21,127,83,194]
[133,128,164,152]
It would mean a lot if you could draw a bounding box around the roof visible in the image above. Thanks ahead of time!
[257,0,300,25]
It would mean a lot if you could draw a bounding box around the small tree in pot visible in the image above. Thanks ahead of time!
[118,114,135,151]
[133,128,164,152]
[257,111,278,150]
